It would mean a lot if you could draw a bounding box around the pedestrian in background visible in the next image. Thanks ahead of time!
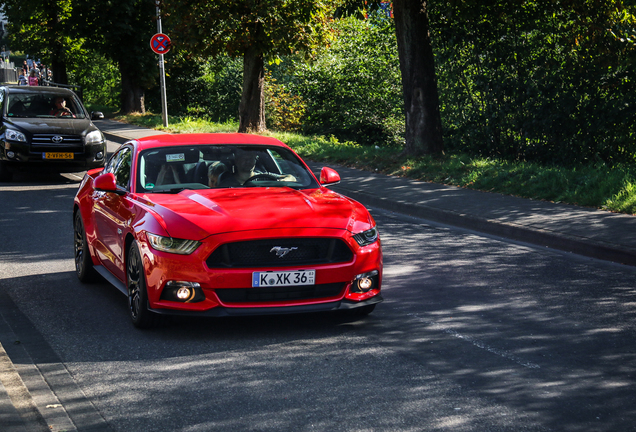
[18,70,28,85]
[28,69,39,86]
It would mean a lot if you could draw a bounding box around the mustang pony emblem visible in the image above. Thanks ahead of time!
[270,246,298,258]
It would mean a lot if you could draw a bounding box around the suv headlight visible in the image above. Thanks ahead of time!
[353,226,378,246]
[6,129,26,142]
[85,130,104,145]
[146,232,201,255]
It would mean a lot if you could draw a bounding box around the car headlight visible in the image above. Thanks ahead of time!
[85,130,104,145]
[146,233,201,254]
[353,226,378,246]
[6,129,26,142]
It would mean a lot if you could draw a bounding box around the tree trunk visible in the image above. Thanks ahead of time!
[120,66,146,114]
[393,0,444,156]
[47,2,68,85]
[50,59,68,85]
[238,46,266,133]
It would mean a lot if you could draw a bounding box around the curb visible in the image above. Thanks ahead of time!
[0,342,43,432]
[0,290,112,432]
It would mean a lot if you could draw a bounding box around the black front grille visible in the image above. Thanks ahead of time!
[206,238,353,268]
[31,134,83,151]
[215,283,346,303]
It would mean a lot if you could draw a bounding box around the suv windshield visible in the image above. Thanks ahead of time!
[5,91,85,119]
[137,144,319,193]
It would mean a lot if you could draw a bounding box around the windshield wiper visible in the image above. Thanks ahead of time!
[152,187,188,194]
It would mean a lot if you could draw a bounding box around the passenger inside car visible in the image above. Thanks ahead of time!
[155,163,183,185]
[207,161,228,187]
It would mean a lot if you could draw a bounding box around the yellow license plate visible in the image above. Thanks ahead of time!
[44,152,74,160]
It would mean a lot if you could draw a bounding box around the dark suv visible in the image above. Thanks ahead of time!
[0,85,106,181]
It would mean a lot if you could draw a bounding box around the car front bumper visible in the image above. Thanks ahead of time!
[1,139,106,172]
[138,228,384,316]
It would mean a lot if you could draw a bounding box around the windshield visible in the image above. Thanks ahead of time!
[5,92,86,119]
[137,144,319,193]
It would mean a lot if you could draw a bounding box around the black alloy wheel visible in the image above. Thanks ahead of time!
[127,242,157,329]
[74,212,96,282]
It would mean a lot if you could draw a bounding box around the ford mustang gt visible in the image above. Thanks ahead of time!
[73,133,383,328]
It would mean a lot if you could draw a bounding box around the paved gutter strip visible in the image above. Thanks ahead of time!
[0,343,40,432]
[0,290,111,432]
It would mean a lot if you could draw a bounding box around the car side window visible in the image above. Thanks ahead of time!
[113,148,132,190]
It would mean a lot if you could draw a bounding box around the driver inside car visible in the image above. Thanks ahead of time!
[220,149,296,187]
[220,149,260,186]
[50,97,76,118]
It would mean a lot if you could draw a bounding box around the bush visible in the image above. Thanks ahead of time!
[163,54,242,122]
[270,12,404,147]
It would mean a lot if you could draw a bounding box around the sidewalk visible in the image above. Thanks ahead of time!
[97,118,636,267]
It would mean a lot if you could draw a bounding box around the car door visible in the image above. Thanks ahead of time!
[93,146,134,281]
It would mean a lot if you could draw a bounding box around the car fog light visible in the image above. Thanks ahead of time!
[176,287,192,300]
[161,281,204,303]
[96,151,104,159]
[358,277,373,291]
[6,151,15,158]
[352,270,379,293]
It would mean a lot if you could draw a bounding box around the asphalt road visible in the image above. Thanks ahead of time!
[1,140,635,431]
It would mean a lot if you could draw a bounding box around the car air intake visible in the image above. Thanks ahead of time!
[215,282,346,303]
[206,238,353,268]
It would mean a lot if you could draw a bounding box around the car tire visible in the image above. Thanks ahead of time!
[0,161,12,182]
[73,212,96,282]
[127,241,158,329]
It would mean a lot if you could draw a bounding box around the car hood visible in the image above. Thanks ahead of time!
[137,187,373,240]
[5,117,96,135]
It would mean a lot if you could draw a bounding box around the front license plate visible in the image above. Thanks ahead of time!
[253,270,315,287]
[44,152,74,160]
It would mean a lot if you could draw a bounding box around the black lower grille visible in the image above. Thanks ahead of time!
[215,283,345,303]
[207,238,353,268]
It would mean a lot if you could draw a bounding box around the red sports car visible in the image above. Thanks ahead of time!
[73,133,383,328]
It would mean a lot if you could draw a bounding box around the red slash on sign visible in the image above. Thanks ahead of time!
[150,33,171,54]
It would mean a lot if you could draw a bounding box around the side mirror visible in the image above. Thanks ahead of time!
[320,167,341,185]
[91,111,105,120]
[94,172,125,195]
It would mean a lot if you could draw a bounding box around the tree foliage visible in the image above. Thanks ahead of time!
[70,0,158,113]
[2,0,158,113]
[272,13,404,145]
[431,0,636,165]
[1,0,74,83]
[162,0,336,132]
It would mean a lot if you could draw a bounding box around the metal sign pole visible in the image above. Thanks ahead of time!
[156,1,168,127]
